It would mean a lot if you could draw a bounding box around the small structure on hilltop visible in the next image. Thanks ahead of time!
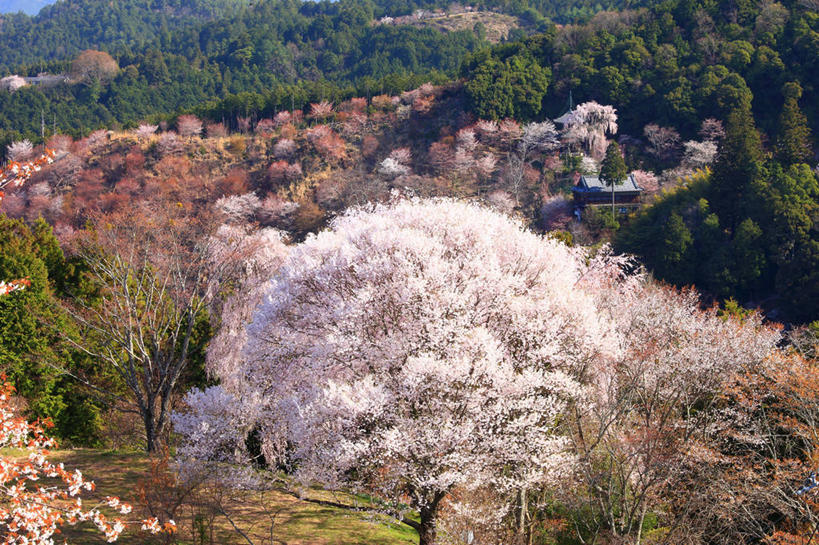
[24,74,69,86]
[572,173,643,211]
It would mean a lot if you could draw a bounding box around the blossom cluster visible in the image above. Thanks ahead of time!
[0,149,56,206]
[0,279,30,297]
[0,377,175,544]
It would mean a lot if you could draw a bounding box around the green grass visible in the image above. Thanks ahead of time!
[5,448,418,545]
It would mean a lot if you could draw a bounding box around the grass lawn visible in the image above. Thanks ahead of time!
[7,449,418,545]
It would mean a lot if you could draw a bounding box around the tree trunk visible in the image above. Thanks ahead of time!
[418,505,437,545]
[418,493,445,545]
[611,182,615,218]
[144,411,157,453]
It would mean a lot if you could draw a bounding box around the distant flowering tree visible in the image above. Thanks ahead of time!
[456,128,477,152]
[254,118,276,135]
[699,118,725,142]
[378,157,410,178]
[46,134,73,153]
[156,133,183,156]
[179,198,619,545]
[0,149,55,206]
[273,111,292,126]
[643,123,681,161]
[563,102,618,159]
[214,192,262,223]
[506,121,560,204]
[475,119,498,139]
[630,169,660,193]
[475,153,498,179]
[388,147,412,165]
[371,94,396,111]
[309,101,334,120]
[682,140,718,168]
[7,140,34,162]
[0,278,31,296]
[135,123,158,139]
[273,138,296,159]
[205,122,228,138]
[176,115,203,138]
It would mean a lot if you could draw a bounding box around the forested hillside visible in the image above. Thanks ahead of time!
[0,0,249,68]
[461,0,819,319]
[2,0,819,543]
[463,0,818,133]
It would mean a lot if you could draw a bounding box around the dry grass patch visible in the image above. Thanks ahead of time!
[17,449,417,545]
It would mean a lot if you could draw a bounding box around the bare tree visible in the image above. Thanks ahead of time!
[506,121,559,205]
[61,204,263,452]
[643,123,681,161]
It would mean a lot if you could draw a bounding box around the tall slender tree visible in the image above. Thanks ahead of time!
[709,102,764,234]
[600,141,628,217]
[775,82,812,165]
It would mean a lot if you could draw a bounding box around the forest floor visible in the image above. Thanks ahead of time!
[21,449,418,545]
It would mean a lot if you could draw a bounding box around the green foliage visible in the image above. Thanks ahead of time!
[617,158,819,322]
[775,81,812,165]
[0,0,485,141]
[462,0,819,137]
[709,102,764,233]
[718,298,754,322]
[0,216,106,444]
[583,206,620,234]
[600,142,627,188]
[464,52,550,120]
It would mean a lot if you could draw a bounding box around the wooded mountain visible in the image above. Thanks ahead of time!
[0,0,249,68]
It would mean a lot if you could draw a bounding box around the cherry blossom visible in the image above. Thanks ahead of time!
[184,198,619,545]
[0,149,56,206]
[563,102,618,158]
[0,379,174,544]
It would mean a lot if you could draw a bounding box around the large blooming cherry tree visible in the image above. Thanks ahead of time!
[179,198,623,545]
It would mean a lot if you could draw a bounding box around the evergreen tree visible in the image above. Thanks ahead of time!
[658,211,693,284]
[709,103,764,234]
[0,216,105,444]
[775,82,812,165]
[600,141,628,217]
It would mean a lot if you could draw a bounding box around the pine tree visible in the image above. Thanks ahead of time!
[600,141,628,216]
[709,102,764,234]
[775,82,812,165]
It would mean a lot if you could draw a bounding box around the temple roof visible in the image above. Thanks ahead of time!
[573,174,643,193]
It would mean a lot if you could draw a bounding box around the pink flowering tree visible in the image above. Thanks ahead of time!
[180,198,621,545]
[0,149,55,204]
[565,268,782,543]
[176,115,203,138]
[563,102,618,159]
[308,101,334,120]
